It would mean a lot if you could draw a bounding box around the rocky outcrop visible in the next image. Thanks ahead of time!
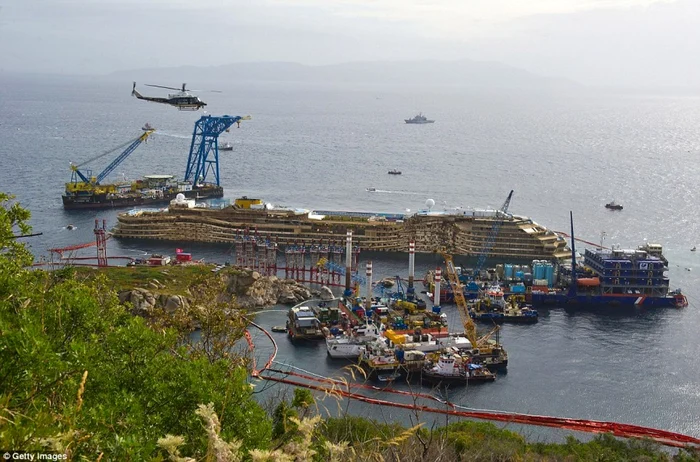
[318,286,334,301]
[227,270,312,309]
[118,268,313,315]
[119,288,159,316]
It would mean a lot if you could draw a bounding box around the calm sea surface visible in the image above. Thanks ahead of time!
[1,75,699,440]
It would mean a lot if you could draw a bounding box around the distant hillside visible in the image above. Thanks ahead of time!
[107,59,581,90]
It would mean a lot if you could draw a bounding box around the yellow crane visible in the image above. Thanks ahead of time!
[436,250,506,361]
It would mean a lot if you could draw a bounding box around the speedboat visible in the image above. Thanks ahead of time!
[388,170,401,175]
[366,187,376,192]
[220,142,234,151]
[605,201,623,210]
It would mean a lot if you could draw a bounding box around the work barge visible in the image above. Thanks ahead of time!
[113,197,571,260]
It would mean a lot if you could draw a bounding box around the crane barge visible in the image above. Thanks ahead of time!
[62,115,247,210]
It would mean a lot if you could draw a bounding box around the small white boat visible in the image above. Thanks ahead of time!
[220,142,234,151]
[691,246,696,252]
[377,372,401,383]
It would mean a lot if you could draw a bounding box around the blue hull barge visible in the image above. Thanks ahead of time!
[529,212,688,309]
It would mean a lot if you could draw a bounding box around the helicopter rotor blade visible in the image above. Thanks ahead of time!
[145,84,183,91]
[188,89,223,93]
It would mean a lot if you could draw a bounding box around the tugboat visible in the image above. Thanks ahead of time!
[469,288,538,323]
[388,169,402,175]
[421,352,496,385]
[501,296,538,323]
[404,113,435,124]
[605,201,623,210]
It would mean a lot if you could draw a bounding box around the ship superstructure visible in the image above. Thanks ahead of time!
[582,244,671,298]
[114,199,572,261]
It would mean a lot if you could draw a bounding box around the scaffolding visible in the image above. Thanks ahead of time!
[230,236,360,287]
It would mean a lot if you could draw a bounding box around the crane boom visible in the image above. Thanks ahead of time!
[439,251,478,347]
[474,190,514,276]
[70,129,155,185]
[97,129,155,183]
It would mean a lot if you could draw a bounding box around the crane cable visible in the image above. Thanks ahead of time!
[73,135,145,168]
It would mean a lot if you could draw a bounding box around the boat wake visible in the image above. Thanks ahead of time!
[367,189,423,196]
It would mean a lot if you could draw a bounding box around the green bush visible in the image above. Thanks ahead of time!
[0,194,271,459]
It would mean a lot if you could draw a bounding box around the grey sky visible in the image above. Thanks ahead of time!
[0,0,696,87]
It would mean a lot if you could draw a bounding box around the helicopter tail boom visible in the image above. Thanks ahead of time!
[131,82,143,98]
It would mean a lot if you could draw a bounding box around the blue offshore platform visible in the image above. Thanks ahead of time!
[528,212,688,309]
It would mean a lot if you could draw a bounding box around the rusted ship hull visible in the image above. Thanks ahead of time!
[113,205,571,260]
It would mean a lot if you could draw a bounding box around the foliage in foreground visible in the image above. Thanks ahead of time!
[1,193,699,461]
[0,193,271,459]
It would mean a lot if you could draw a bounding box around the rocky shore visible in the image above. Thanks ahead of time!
[118,268,326,316]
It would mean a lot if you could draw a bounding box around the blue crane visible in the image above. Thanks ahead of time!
[185,114,251,186]
[473,190,514,277]
[70,129,155,185]
[321,259,367,285]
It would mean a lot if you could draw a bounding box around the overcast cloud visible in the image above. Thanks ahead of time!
[0,0,696,87]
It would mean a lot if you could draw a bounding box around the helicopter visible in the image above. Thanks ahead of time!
[131,82,210,111]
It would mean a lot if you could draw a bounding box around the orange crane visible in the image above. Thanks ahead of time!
[437,250,507,364]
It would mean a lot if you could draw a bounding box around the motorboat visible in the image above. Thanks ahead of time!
[605,201,623,210]
[388,170,401,175]
[691,246,696,252]
[377,372,401,383]
[220,142,234,151]
[366,187,376,192]
[405,113,435,124]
